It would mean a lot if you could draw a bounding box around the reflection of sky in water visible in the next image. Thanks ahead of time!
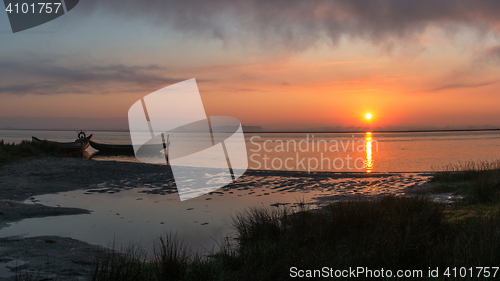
[1,130,500,172]
[0,187,317,256]
[245,131,500,172]
[0,173,431,256]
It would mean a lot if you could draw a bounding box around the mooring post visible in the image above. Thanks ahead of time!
[166,134,170,165]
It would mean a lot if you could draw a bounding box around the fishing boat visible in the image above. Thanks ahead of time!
[32,133,93,152]
[89,140,135,155]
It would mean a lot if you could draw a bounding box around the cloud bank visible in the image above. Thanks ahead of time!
[5,0,500,95]
[78,0,500,49]
[0,60,182,95]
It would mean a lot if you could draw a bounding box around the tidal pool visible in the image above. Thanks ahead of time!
[0,172,428,256]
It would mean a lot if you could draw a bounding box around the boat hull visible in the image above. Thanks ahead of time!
[89,140,135,155]
[32,134,93,152]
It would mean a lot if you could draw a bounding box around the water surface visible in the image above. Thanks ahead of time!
[2,129,499,172]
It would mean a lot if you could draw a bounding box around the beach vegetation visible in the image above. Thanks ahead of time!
[0,139,77,165]
[432,160,500,204]
[88,234,233,281]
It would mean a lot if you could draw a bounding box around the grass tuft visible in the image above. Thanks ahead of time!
[433,159,500,173]
[0,139,78,165]
[88,243,151,281]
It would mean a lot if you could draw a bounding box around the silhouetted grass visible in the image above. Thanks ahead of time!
[432,160,500,204]
[89,243,154,281]
[88,234,235,281]
[229,197,447,280]
[432,160,500,182]
[434,159,500,173]
[0,139,77,165]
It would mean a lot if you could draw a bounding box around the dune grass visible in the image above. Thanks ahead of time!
[0,139,77,165]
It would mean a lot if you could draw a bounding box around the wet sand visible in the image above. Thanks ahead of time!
[0,157,173,201]
[0,236,106,280]
[0,200,90,229]
[0,157,175,280]
[0,157,440,279]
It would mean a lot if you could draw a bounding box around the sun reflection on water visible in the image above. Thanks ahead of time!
[365,132,373,173]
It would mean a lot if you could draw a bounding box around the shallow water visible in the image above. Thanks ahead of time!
[0,172,430,255]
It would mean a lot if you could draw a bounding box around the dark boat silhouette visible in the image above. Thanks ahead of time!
[89,140,135,155]
[32,134,93,152]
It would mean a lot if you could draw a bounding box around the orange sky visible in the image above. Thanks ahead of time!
[1,1,500,131]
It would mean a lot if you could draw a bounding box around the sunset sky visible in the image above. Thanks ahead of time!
[1,0,500,131]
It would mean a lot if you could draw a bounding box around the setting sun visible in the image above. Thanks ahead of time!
[366,113,372,120]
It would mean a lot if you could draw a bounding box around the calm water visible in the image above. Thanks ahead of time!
[1,129,500,172]
[0,173,429,257]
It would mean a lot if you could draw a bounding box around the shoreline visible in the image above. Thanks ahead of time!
[0,156,435,202]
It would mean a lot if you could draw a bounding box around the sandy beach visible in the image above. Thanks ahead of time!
[0,157,441,279]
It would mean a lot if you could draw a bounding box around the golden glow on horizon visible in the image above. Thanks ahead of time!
[365,132,373,173]
[366,113,372,120]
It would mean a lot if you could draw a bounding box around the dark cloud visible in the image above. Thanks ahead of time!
[481,45,500,64]
[429,80,498,92]
[0,60,183,95]
[431,43,500,91]
[6,1,500,95]
[77,0,500,49]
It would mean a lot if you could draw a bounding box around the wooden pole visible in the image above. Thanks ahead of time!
[166,134,170,165]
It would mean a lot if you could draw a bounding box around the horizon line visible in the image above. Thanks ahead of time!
[252,128,500,134]
[1,128,499,134]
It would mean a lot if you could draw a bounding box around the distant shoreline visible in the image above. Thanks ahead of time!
[252,128,500,134]
[0,128,499,134]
